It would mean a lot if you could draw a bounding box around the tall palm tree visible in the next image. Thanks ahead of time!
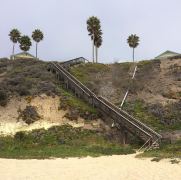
[32,29,44,59]
[9,29,21,59]
[19,35,32,53]
[121,34,140,108]
[87,16,101,63]
[94,30,103,63]
[127,34,140,62]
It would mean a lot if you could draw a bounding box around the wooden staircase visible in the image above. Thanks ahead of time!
[48,58,162,150]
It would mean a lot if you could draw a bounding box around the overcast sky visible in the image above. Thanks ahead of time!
[0,0,181,63]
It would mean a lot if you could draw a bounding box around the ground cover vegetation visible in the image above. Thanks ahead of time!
[0,125,135,159]
[137,140,181,159]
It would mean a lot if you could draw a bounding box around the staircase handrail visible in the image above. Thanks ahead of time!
[50,63,90,97]
[50,62,153,140]
[99,96,162,139]
[55,62,96,97]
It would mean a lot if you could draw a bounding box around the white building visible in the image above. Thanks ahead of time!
[155,50,180,59]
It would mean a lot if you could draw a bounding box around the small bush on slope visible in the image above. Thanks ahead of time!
[0,59,59,97]
[137,140,181,159]
[59,87,99,120]
[124,100,181,132]
[0,89,8,106]
[18,106,41,125]
[70,63,110,94]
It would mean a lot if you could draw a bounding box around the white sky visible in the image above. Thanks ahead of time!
[0,0,181,63]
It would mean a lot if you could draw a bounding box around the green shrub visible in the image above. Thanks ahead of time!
[124,100,181,131]
[70,63,110,85]
[137,140,181,159]
[0,59,58,97]
[124,100,163,131]
[0,89,8,106]
[19,106,41,125]
[170,159,180,164]
[59,87,99,120]
[148,101,181,128]
[17,86,30,96]
[151,157,162,162]
[0,58,9,74]
[14,131,26,141]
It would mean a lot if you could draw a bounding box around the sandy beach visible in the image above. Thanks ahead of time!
[0,154,180,180]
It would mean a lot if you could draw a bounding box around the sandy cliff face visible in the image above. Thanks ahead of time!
[0,95,66,123]
[72,59,181,105]
[136,58,181,105]
[30,95,67,123]
[0,95,104,136]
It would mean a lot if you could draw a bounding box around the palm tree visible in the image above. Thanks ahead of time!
[9,29,21,59]
[19,35,32,53]
[32,29,44,59]
[87,16,101,63]
[127,34,140,62]
[94,30,103,63]
[120,34,140,108]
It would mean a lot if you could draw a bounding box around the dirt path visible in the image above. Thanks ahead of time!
[0,154,180,180]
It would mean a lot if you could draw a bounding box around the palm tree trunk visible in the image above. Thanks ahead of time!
[95,46,98,63]
[92,39,94,63]
[36,42,38,59]
[133,48,135,62]
[12,43,15,60]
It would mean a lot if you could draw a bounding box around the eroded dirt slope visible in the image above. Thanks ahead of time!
[70,58,181,135]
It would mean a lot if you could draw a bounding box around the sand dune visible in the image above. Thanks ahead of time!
[0,154,180,180]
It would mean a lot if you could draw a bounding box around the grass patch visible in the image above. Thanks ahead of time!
[59,87,97,115]
[70,63,110,84]
[124,100,164,131]
[137,140,181,159]
[58,86,99,120]
[0,125,135,159]
[124,100,181,131]
[113,62,132,71]
[138,60,153,67]
[137,59,160,68]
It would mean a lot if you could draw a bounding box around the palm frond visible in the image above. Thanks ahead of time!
[32,29,44,43]
[127,34,140,48]
[19,35,32,52]
[9,29,21,43]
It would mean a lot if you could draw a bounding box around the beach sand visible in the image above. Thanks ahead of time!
[0,154,180,180]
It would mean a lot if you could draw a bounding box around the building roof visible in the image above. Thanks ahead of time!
[11,52,36,60]
[155,50,181,59]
